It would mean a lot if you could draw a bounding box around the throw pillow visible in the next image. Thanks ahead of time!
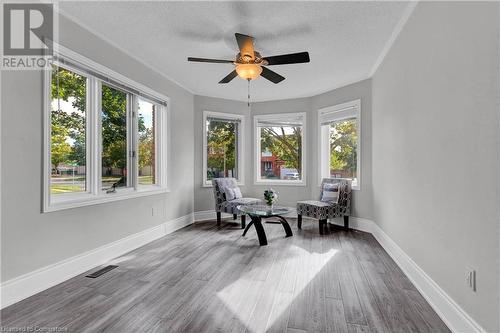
[233,187,242,199]
[223,187,236,201]
[321,183,339,203]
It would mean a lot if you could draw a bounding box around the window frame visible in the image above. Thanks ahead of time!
[254,112,307,186]
[202,111,245,187]
[318,99,361,190]
[43,44,170,212]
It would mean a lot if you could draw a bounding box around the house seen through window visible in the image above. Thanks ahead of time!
[255,113,306,184]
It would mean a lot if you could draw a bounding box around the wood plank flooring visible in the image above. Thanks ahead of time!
[0,218,450,333]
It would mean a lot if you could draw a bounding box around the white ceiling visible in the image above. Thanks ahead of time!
[59,1,410,102]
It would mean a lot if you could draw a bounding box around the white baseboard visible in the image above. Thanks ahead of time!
[0,213,193,309]
[193,210,233,222]
[322,216,485,333]
[368,222,486,333]
[328,216,373,232]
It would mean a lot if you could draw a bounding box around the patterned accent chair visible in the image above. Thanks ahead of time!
[296,178,352,235]
[212,178,261,228]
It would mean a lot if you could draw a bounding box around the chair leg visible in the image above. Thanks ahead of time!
[233,214,237,220]
[241,215,246,229]
[216,212,221,226]
[319,219,327,235]
[343,215,349,229]
[297,214,302,229]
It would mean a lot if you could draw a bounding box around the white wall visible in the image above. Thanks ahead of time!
[194,79,372,219]
[372,2,499,331]
[0,15,194,282]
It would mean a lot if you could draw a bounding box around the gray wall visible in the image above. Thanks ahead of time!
[371,2,499,331]
[194,79,373,219]
[193,96,251,211]
[0,15,194,282]
[312,80,373,220]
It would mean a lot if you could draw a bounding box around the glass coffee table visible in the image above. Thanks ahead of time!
[237,205,293,246]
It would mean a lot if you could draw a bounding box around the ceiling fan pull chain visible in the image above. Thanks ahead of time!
[247,79,251,107]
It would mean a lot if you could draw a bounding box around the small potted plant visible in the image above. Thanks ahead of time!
[264,189,278,209]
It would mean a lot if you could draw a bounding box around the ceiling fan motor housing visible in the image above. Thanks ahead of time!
[236,51,267,65]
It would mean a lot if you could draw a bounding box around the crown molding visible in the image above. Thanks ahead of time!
[369,1,418,77]
[55,6,194,95]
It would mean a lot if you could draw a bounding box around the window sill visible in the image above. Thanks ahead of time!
[316,181,360,190]
[202,180,245,188]
[44,187,170,213]
[254,180,307,187]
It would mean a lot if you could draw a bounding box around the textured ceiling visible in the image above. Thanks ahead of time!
[59,1,410,102]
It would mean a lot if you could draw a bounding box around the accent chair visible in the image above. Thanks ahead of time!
[211,178,261,228]
[296,178,352,234]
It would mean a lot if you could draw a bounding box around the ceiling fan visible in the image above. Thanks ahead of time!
[187,33,310,84]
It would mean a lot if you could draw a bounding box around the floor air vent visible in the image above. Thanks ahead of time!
[86,265,118,278]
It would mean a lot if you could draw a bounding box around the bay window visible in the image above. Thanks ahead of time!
[254,112,306,185]
[203,111,244,186]
[44,47,169,212]
[319,100,361,189]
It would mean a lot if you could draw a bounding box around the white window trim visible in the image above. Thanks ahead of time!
[318,99,361,190]
[43,44,170,213]
[202,111,245,187]
[254,112,307,186]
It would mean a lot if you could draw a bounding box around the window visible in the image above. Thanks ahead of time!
[203,111,244,186]
[50,65,88,194]
[319,100,361,189]
[44,46,169,212]
[254,112,306,185]
[138,99,157,186]
[101,84,130,191]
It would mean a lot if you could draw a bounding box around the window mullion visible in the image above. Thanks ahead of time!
[85,76,91,194]
[130,95,138,189]
[90,79,101,196]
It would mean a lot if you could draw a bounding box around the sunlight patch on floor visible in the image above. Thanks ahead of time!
[217,245,338,332]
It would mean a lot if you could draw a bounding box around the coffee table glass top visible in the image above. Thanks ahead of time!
[237,205,291,217]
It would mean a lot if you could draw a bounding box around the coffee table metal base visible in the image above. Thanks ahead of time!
[242,214,293,246]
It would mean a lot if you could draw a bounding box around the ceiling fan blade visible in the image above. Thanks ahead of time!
[260,66,285,84]
[219,70,238,84]
[235,33,255,60]
[187,57,234,64]
[263,52,310,65]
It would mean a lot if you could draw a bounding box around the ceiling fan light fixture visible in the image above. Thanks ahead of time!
[235,63,262,80]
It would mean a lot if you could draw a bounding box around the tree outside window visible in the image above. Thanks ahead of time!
[260,126,302,180]
[319,100,360,189]
[206,119,238,180]
[101,84,128,190]
[255,113,305,183]
[330,119,357,179]
[138,99,156,185]
[50,65,86,194]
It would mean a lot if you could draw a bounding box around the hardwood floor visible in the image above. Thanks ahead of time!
[0,218,450,333]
